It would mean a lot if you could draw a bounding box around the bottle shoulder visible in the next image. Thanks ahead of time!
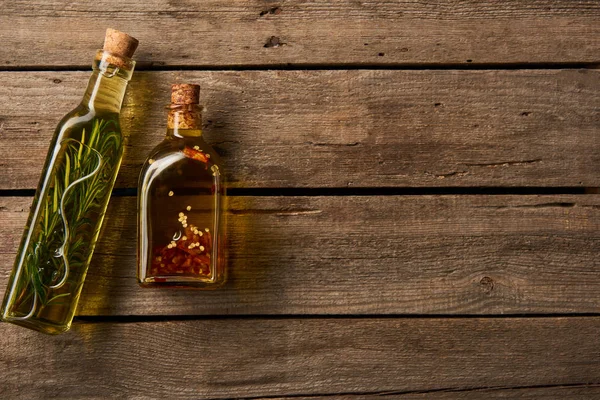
[139,136,224,191]
[56,105,122,140]
[144,136,223,166]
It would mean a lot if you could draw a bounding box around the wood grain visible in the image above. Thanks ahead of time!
[2,2,598,396]
[1,317,599,398]
[1,195,598,316]
[1,1,599,67]
[1,69,598,189]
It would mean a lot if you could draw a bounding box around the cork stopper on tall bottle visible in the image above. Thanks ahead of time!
[97,28,139,68]
[168,84,202,131]
[103,28,139,59]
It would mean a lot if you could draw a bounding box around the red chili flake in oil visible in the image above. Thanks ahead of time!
[151,148,214,278]
[183,146,209,168]
[151,224,212,277]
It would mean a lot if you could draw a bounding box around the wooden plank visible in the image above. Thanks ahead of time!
[1,1,599,67]
[1,70,598,189]
[1,195,598,316]
[1,317,599,398]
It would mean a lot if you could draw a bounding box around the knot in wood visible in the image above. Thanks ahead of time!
[479,276,495,293]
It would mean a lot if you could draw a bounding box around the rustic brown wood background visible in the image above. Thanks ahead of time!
[1,1,599,398]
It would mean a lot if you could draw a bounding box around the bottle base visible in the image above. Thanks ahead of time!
[1,315,72,335]
[138,276,226,289]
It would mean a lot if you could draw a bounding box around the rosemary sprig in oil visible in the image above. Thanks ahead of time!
[12,118,121,318]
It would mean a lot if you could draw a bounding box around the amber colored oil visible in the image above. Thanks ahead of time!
[138,132,226,288]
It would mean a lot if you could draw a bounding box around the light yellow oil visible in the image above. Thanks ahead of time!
[1,52,133,334]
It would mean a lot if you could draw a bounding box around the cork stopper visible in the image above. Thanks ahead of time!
[103,28,139,59]
[171,84,200,105]
[95,28,138,69]
[168,84,202,131]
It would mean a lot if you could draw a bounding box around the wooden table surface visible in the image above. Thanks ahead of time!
[1,1,599,398]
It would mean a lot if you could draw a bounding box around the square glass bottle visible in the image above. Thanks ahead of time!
[137,84,226,288]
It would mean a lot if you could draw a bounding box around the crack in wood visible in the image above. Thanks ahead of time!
[264,36,286,48]
[305,141,360,147]
[475,202,600,210]
[426,170,469,179]
[465,159,543,167]
[225,382,600,399]
[259,7,282,17]
[209,139,240,145]
[426,159,545,179]
[229,208,322,216]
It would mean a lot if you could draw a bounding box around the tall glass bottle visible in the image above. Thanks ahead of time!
[1,29,138,334]
[138,84,226,288]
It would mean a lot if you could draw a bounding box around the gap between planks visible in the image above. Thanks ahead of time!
[0,62,599,73]
[73,312,600,324]
[0,187,594,198]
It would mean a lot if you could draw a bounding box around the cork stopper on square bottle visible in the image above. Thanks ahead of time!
[97,28,139,68]
[171,84,201,105]
[168,84,202,130]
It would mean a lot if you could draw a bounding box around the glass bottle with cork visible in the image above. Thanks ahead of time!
[138,84,226,288]
[1,28,139,334]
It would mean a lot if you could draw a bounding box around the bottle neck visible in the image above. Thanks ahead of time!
[81,50,135,113]
[167,104,203,138]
